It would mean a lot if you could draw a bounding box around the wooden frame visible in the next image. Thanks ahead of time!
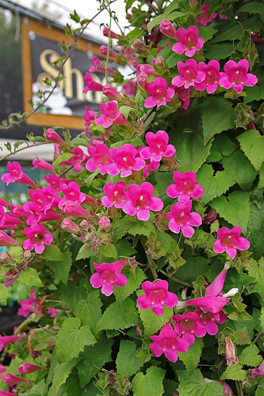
[21,17,103,130]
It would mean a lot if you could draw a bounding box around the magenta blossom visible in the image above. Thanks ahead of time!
[172,60,205,89]
[150,323,189,363]
[166,171,204,203]
[2,373,28,386]
[84,105,97,128]
[0,231,18,247]
[173,311,206,345]
[89,56,116,76]
[122,182,163,221]
[144,77,175,108]
[86,144,113,175]
[90,260,127,296]
[0,335,20,352]
[103,84,123,101]
[46,128,65,145]
[159,19,177,39]
[59,182,94,207]
[95,101,130,128]
[18,363,44,374]
[172,86,191,110]
[83,73,103,93]
[213,226,250,259]
[196,309,227,335]
[23,223,53,254]
[197,4,217,26]
[101,182,127,209]
[60,147,88,173]
[196,60,221,93]
[219,59,258,94]
[107,144,145,177]
[140,130,175,162]
[173,26,204,57]
[249,361,264,378]
[137,280,178,316]
[168,201,202,237]
[1,162,37,189]
[32,157,55,173]
[103,27,118,39]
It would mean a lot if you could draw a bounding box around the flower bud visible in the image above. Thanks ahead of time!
[45,129,65,145]
[137,72,148,89]
[160,19,177,38]
[0,252,9,261]
[18,363,44,374]
[189,0,197,11]
[80,219,89,229]
[0,231,18,248]
[155,56,164,69]
[103,84,123,101]
[204,208,217,224]
[2,373,28,386]
[23,250,32,260]
[103,27,119,39]
[99,216,111,231]
[61,218,80,234]
[126,13,132,20]
[225,337,238,366]
[133,39,150,55]
[100,45,118,58]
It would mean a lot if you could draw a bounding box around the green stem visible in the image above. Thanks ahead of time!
[160,269,191,287]
[105,2,112,84]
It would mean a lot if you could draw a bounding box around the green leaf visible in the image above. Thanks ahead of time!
[18,268,43,287]
[127,27,142,41]
[239,344,263,367]
[220,363,246,381]
[76,334,113,387]
[8,246,23,263]
[234,327,251,345]
[177,369,224,395]
[50,358,80,396]
[244,84,264,104]
[147,12,184,32]
[42,245,65,261]
[202,97,236,144]
[129,220,156,237]
[237,1,264,22]
[212,16,263,43]
[258,162,264,188]
[155,172,174,207]
[116,239,137,256]
[0,284,8,304]
[114,266,146,301]
[138,305,173,337]
[204,42,234,60]
[112,219,134,242]
[74,291,102,335]
[247,202,264,260]
[53,153,74,173]
[196,164,235,205]
[169,129,212,173]
[207,133,238,162]
[256,377,264,396]
[178,338,204,374]
[96,298,138,332]
[116,340,145,377]
[166,52,186,68]
[125,0,136,11]
[119,105,133,118]
[45,252,72,284]
[132,366,165,396]
[99,243,118,259]
[56,318,96,363]
[165,0,180,12]
[222,150,257,191]
[237,129,264,171]
[210,191,250,235]
[197,26,218,42]
[76,244,93,261]
[63,280,88,310]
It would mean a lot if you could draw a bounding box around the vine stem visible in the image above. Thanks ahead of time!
[253,330,263,344]
[0,141,52,162]
[105,0,112,84]
[160,269,191,287]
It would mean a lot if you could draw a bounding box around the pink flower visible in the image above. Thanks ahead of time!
[23,223,53,254]
[204,208,217,224]
[2,373,28,386]
[1,162,37,189]
[159,20,177,38]
[18,363,44,374]
[100,45,118,58]
[168,201,202,237]
[45,174,70,192]
[219,59,258,94]
[173,26,204,57]
[213,226,250,259]
[107,144,145,177]
[172,311,206,345]
[122,182,163,221]
[32,157,55,173]
[150,323,189,363]
[99,216,111,231]
[101,182,127,208]
[83,73,103,93]
[249,361,264,378]
[84,106,97,128]
[59,182,94,207]
[0,335,20,351]
[86,144,113,175]
[61,218,80,234]
[197,4,217,26]
[140,130,175,162]
[136,64,156,76]
[0,231,18,247]
[225,337,238,366]
[196,60,221,93]
[172,86,191,110]
[123,79,136,96]
[89,56,116,76]
[90,260,127,296]
[0,391,18,396]
[103,27,118,39]
[172,60,205,89]
[137,72,148,89]
[137,280,178,316]
[95,101,130,128]
[46,128,65,145]
[196,309,227,335]
[61,147,88,173]
[103,84,123,101]
[59,200,91,219]
[166,171,204,203]
[144,77,175,108]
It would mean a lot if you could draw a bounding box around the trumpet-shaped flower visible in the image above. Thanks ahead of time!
[168,201,202,237]
[137,280,178,316]
[173,26,204,57]
[172,60,205,90]
[0,335,20,352]
[90,260,127,296]
[140,130,175,162]
[219,59,258,94]
[150,323,189,363]
[1,162,37,189]
[213,226,250,259]
[95,101,130,128]
[122,182,163,221]
[0,231,18,247]
[2,373,28,386]
[166,171,204,203]
[144,77,175,108]
[23,223,53,254]
[86,144,113,175]
[107,144,145,177]
[197,4,217,26]
[172,311,206,345]
[83,73,103,93]
[32,157,55,173]
[196,60,221,93]
[101,182,127,208]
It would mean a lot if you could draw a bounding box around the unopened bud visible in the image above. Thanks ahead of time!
[100,45,118,58]
[137,71,148,89]
[99,216,111,231]
[61,218,80,234]
[133,39,150,55]
[103,84,123,101]
[103,27,119,39]
[160,19,177,38]
[2,373,28,386]
[45,128,65,145]
[80,220,89,229]
[204,208,217,224]
[1,252,9,261]
[126,13,132,20]
[23,250,31,260]
[18,363,44,374]
[155,56,164,69]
